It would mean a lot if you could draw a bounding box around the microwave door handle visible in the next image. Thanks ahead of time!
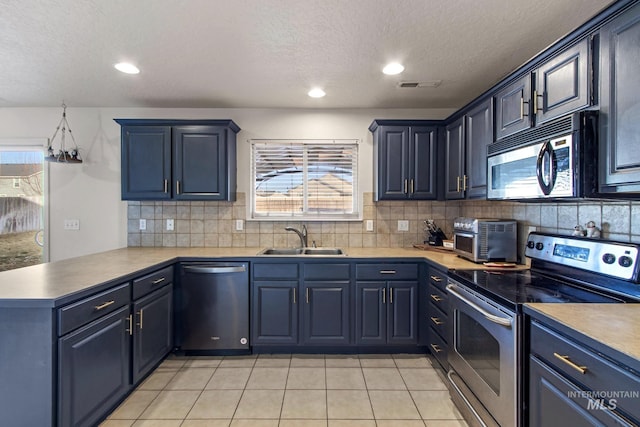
[536,141,554,195]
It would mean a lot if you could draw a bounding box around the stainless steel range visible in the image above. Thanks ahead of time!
[447,232,640,427]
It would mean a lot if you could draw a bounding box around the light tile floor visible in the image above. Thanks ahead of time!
[101,354,468,427]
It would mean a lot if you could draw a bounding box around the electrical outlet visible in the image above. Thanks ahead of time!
[235,219,244,231]
[166,219,174,231]
[63,219,80,230]
[397,220,409,232]
[366,220,374,232]
[139,219,147,230]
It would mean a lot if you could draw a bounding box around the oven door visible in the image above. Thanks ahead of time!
[487,134,574,200]
[447,280,518,427]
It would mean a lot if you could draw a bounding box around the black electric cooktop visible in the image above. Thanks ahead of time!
[450,269,628,309]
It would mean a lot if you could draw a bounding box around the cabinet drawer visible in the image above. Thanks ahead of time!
[356,263,417,280]
[304,263,350,280]
[428,283,448,310]
[133,266,174,300]
[428,302,448,340]
[530,321,640,422]
[253,263,299,279]
[428,271,447,291]
[429,325,448,370]
[58,283,131,336]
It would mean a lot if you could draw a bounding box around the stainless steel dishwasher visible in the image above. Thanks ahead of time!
[176,262,249,352]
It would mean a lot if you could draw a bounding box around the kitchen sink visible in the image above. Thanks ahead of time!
[258,247,345,256]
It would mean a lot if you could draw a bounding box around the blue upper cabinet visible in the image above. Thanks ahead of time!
[495,37,592,140]
[116,119,240,201]
[370,120,438,200]
[598,1,640,194]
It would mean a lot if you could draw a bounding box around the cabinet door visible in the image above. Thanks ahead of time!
[121,126,171,200]
[599,3,640,193]
[409,126,438,199]
[376,126,409,200]
[495,75,532,140]
[444,117,465,200]
[132,285,173,384]
[465,99,493,199]
[252,281,298,345]
[535,38,591,125]
[173,126,230,200]
[529,356,634,427]
[301,281,350,345]
[387,281,418,344]
[355,281,386,345]
[58,306,131,427]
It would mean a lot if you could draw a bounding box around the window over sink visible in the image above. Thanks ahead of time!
[250,139,359,220]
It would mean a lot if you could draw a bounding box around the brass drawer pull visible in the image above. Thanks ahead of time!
[431,317,444,325]
[553,352,588,374]
[430,343,443,353]
[152,277,166,284]
[430,294,444,302]
[137,310,144,329]
[430,275,442,282]
[94,300,115,311]
[380,270,396,274]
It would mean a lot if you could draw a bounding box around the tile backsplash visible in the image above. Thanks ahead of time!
[128,193,640,252]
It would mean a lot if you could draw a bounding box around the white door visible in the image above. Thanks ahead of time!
[0,142,48,271]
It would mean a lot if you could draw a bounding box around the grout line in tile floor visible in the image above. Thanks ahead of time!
[101,353,468,427]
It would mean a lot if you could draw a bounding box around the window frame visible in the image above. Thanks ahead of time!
[249,139,360,221]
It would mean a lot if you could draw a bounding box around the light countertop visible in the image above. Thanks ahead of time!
[526,303,640,367]
[0,246,521,307]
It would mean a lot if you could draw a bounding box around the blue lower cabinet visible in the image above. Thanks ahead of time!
[301,281,350,345]
[252,281,299,345]
[58,305,132,427]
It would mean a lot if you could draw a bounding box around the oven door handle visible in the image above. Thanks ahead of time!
[446,284,512,327]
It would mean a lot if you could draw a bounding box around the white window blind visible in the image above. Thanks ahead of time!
[251,139,359,220]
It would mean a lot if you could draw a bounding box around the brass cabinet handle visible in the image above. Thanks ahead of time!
[176,181,181,194]
[94,300,115,311]
[534,90,544,113]
[521,98,529,118]
[463,175,468,191]
[430,275,442,282]
[293,288,297,304]
[380,270,396,274]
[390,287,393,304]
[430,343,443,353]
[152,277,166,285]
[126,314,133,336]
[164,179,168,193]
[553,352,587,374]
[410,179,414,194]
[431,316,444,325]
[306,288,310,304]
[137,310,144,329]
[456,176,461,192]
[382,288,386,304]
[430,294,444,302]
[404,179,408,194]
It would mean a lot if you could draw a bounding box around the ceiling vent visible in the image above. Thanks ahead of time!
[398,80,442,88]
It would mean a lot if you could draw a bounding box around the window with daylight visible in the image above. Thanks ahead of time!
[250,139,359,220]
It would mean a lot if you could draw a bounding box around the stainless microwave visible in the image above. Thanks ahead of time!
[487,111,598,200]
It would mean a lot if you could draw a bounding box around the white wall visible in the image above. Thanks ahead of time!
[0,107,454,261]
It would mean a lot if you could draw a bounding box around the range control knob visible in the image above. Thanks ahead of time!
[527,240,535,249]
[618,256,634,268]
[602,253,616,264]
[535,242,544,250]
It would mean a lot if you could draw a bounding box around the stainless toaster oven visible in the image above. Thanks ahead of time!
[453,217,517,263]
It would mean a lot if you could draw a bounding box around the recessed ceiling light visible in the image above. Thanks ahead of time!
[308,88,326,98]
[383,62,405,75]
[114,62,140,74]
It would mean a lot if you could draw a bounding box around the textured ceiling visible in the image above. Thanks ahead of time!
[0,0,615,109]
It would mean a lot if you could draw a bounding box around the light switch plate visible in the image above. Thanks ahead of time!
[139,219,147,230]
[397,220,409,231]
[366,220,374,232]
[235,219,244,231]
[166,219,174,231]
[63,219,80,230]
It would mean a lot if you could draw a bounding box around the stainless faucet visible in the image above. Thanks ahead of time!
[285,225,308,248]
